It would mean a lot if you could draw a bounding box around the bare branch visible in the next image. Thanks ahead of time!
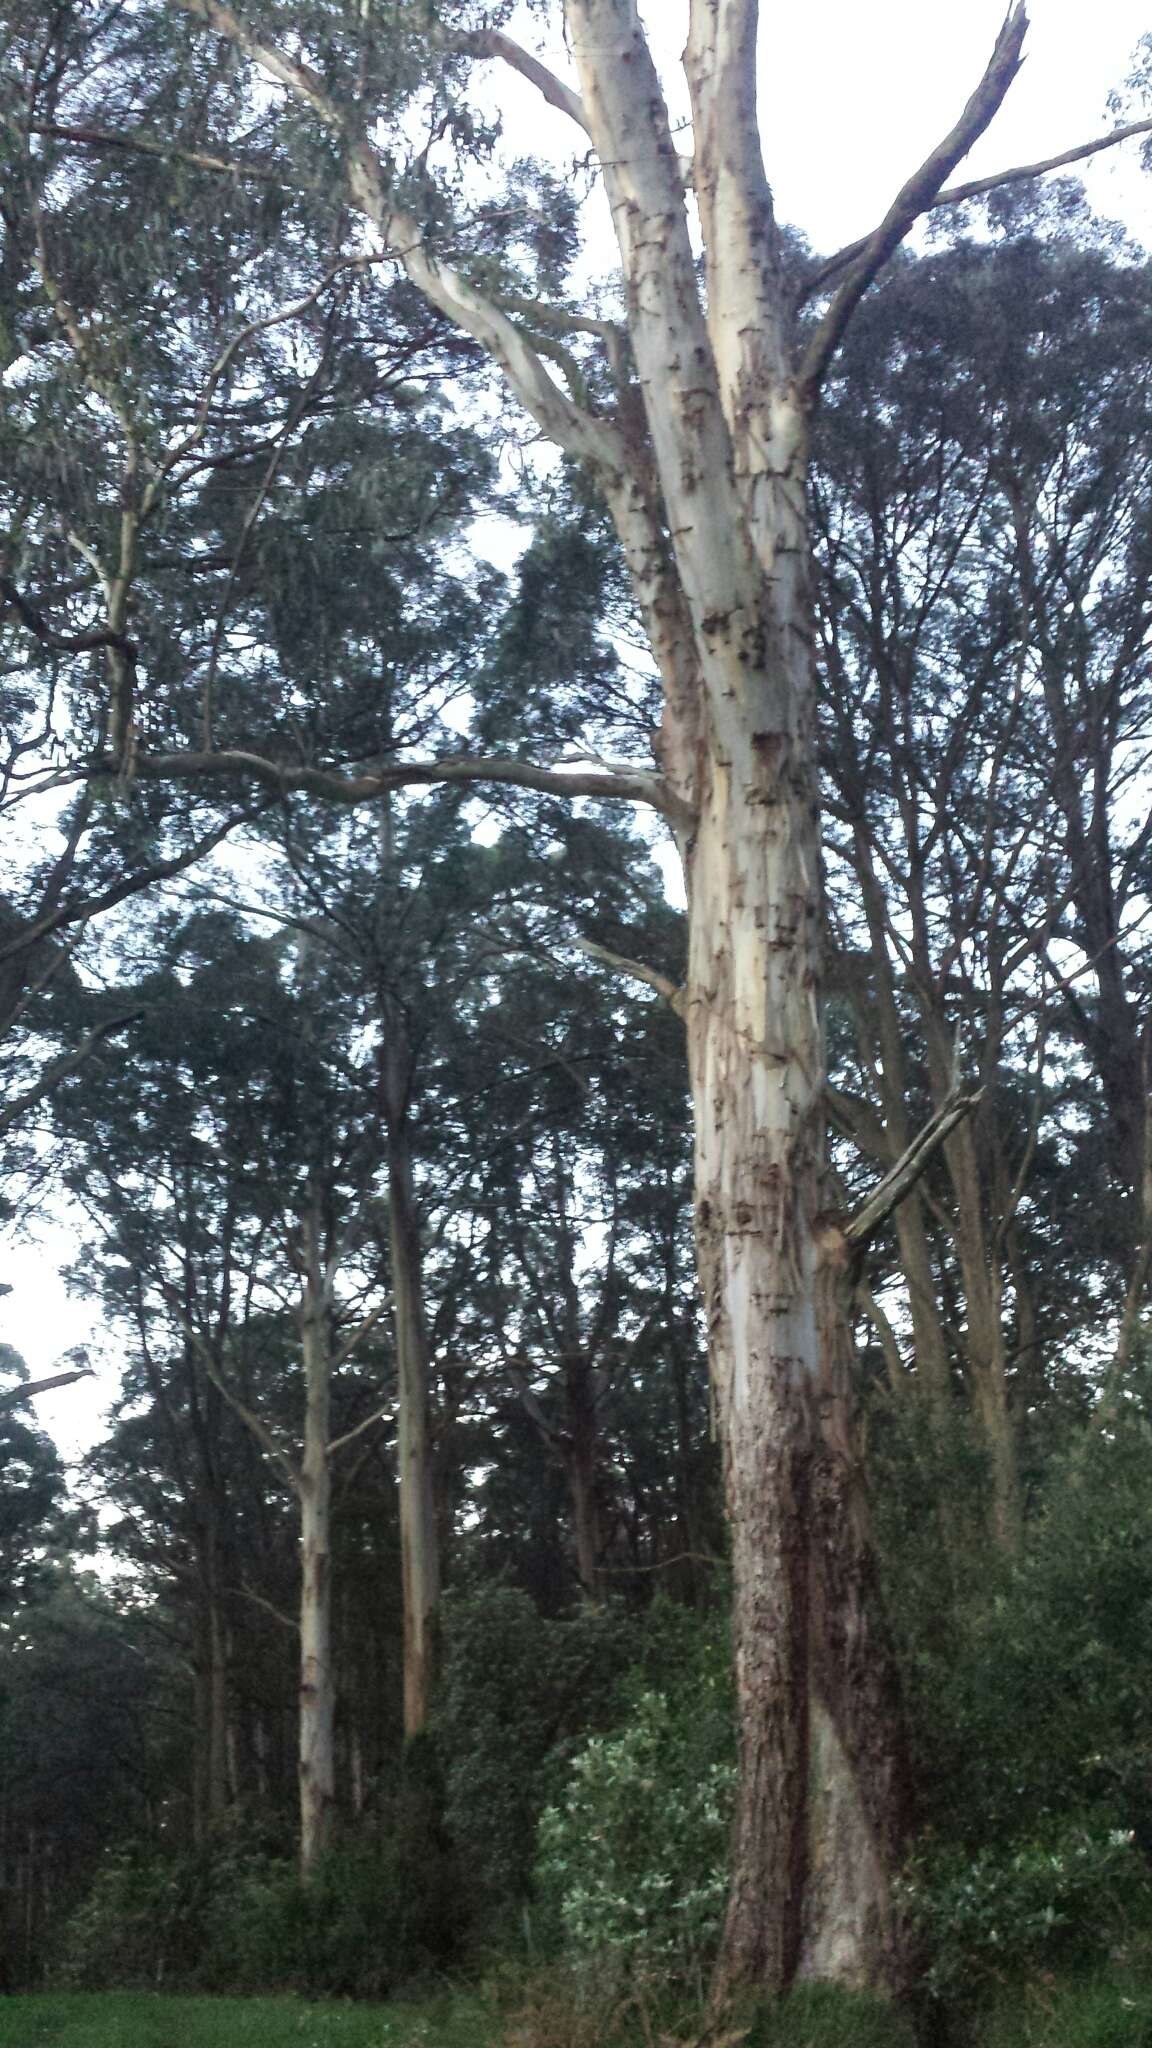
[845,1088,984,1251]
[462,30,590,135]
[327,1398,394,1459]
[806,115,1152,300]
[25,121,286,182]
[332,1299,388,1370]
[167,1294,301,1492]
[798,4,1028,403]
[100,744,674,816]
[203,1358,302,1494]
[1,574,135,658]
[0,1366,95,1411]
[571,934,686,1014]
[493,290,621,344]
[0,811,259,968]
[236,1583,299,1632]
[0,1011,143,1139]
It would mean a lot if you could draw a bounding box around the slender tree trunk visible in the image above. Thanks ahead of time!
[854,851,954,1413]
[207,1596,231,1821]
[298,1217,335,1874]
[934,1075,1020,1547]
[385,1092,440,1740]
[560,1350,602,1600]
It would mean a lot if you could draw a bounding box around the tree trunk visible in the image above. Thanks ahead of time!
[298,1222,335,1875]
[385,1098,440,1740]
[561,1350,603,1600]
[686,743,905,1998]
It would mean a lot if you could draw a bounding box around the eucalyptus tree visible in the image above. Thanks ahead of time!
[9,0,1152,1996]
[812,215,1152,1540]
[62,908,397,1867]
[440,843,699,1603]
[0,0,495,1163]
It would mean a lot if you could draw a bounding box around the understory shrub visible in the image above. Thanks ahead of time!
[56,1813,459,1997]
[902,1819,1152,1998]
[436,1584,634,1933]
[535,1610,734,1989]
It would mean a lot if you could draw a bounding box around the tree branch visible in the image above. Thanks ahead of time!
[0,811,261,968]
[236,1583,299,1632]
[25,121,286,182]
[0,1011,143,1138]
[97,745,673,816]
[0,1366,95,1411]
[805,115,1152,300]
[327,1398,394,1459]
[332,1299,389,1371]
[202,1358,302,1494]
[571,934,686,1014]
[462,30,590,135]
[798,4,1029,402]
[845,1088,983,1251]
[176,0,621,470]
[1,574,136,657]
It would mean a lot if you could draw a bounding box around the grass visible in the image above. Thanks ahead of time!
[745,1984,916,2045]
[0,1990,498,2048]
[9,1971,1152,2048]
[975,1972,1152,2048]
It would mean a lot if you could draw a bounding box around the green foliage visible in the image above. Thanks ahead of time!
[902,1821,1152,1999]
[0,1347,67,1609]
[0,1574,181,1983]
[535,1609,734,1987]
[203,1837,458,1997]
[888,1395,1152,1860]
[56,1824,460,1999]
[436,1586,634,1927]
[56,1845,216,1992]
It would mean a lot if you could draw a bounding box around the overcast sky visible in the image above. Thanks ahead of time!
[8,0,1151,1464]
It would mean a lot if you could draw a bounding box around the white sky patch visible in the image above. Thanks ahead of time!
[4,1200,113,1464]
[488,0,1151,256]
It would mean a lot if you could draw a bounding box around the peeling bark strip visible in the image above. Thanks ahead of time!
[163,0,1147,2002]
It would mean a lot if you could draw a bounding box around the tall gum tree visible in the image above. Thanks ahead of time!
[43,0,1152,1998]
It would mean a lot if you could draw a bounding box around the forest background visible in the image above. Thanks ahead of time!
[3,2,1152,2042]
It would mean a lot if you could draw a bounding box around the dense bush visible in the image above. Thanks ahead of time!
[887,1388,1152,1859]
[436,1584,635,1931]
[57,1800,459,1998]
[902,1820,1152,1998]
[535,1607,734,1989]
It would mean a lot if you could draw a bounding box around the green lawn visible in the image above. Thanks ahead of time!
[10,1974,1152,2048]
[0,1991,498,2048]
